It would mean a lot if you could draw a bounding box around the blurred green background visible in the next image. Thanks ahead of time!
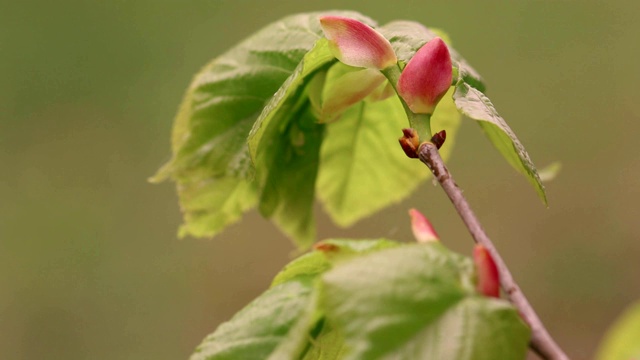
[2,0,639,358]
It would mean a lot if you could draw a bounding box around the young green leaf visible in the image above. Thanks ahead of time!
[194,238,401,359]
[320,243,530,359]
[316,97,429,227]
[256,105,324,247]
[175,177,257,238]
[316,62,386,123]
[190,279,317,360]
[271,238,399,287]
[152,11,375,240]
[453,81,547,204]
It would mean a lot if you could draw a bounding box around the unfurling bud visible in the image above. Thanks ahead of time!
[430,130,447,150]
[409,208,439,243]
[316,64,386,123]
[399,128,420,158]
[397,37,453,115]
[473,244,500,298]
[319,16,397,70]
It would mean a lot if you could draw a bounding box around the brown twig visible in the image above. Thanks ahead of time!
[418,141,569,360]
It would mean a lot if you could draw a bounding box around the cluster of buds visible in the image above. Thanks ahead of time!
[323,17,500,299]
[408,209,500,298]
[319,15,453,120]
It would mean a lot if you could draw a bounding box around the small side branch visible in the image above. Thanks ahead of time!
[418,142,569,360]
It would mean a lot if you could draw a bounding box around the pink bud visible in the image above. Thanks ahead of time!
[473,244,500,298]
[319,16,397,70]
[408,208,439,243]
[397,38,452,114]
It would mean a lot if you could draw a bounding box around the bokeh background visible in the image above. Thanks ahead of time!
[2,1,639,359]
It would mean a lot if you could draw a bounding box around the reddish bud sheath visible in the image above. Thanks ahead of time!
[473,244,500,298]
[409,208,439,243]
[397,37,453,114]
[319,16,397,70]
[430,130,447,149]
[399,128,420,158]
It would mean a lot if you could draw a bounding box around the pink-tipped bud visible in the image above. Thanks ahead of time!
[397,38,453,115]
[399,128,420,159]
[319,16,397,70]
[409,208,439,243]
[473,244,500,298]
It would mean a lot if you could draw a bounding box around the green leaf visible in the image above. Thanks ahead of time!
[271,238,399,287]
[453,81,547,205]
[379,21,485,92]
[245,38,355,247]
[246,13,377,247]
[316,63,386,123]
[256,105,324,247]
[302,322,347,360]
[596,301,640,360]
[152,11,374,240]
[316,97,425,226]
[190,279,317,360]
[271,252,330,288]
[320,243,530,359]
[176,177,257,238]
[316,87,460,227]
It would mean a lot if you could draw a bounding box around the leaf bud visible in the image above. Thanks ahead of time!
[319,16,397,70]
[408,208,440,243]
[397,37,452,114]
[473,244,500,298]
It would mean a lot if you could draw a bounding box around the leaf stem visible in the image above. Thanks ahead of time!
[381,65,432,139]
[417,141,569,360]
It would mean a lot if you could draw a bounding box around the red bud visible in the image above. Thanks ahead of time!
[473,244,500,298]
[397,38,452,115]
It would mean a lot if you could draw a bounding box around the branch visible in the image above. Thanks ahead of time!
[418,141,569,360]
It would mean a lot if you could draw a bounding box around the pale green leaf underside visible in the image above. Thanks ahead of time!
[596,301,640,360]
[453,82,547,205]
[320,244,530,359]
[316,97,427,227]
[176,177,257,238]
